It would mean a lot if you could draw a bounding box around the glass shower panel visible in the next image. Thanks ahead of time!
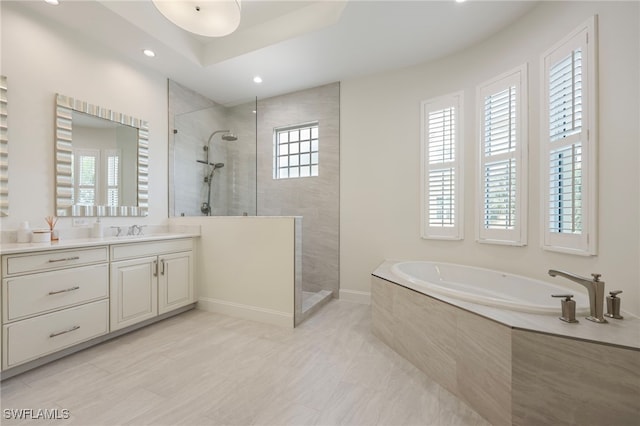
[171,99,256,217]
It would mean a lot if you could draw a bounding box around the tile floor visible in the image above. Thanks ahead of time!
[0,300,491,426]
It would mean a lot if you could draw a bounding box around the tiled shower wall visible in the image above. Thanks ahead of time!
[169,80,256,216]
[257,83,340,296]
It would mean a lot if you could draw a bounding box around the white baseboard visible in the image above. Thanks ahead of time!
[339,289,371,305]
[197,297,294,328]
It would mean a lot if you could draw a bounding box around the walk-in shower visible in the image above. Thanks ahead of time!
[169,80,339,326]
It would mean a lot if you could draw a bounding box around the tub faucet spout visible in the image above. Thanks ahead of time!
[548,270,607,323]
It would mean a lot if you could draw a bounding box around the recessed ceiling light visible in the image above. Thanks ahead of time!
[143,49,156,58]
[253,76,263,84]
[44,0,59,5]
[455,0,467,3]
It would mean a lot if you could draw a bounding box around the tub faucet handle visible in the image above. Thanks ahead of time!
[551,294,578,323]
[552,294,574,301]
[605,290,624,320]
[591,273,602,282]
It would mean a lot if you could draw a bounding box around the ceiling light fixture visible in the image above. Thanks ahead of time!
[143,49,156,58]
[44,0,60,5]
[253,76,263,84]
[455,0,467,3]
[152,0,242,37]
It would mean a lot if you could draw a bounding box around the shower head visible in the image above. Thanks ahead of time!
[203,130,236,165]
[206,129,237,145]
[213,163,224,169]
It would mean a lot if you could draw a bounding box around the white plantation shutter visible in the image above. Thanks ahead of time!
[542,17,597,255]
[74,149,99,206]
[421,92,463,239]
[106,149,120,207]
[477,65,527,245]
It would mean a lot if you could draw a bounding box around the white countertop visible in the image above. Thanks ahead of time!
[0,226,200,256]
[373,260,640,351]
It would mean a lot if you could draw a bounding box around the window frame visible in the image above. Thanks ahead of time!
[476,64,528,246]
[540,16,598,256]
[420,91,464,240]
[273,121,319,180]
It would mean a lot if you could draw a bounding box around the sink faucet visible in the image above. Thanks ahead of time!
[548,270,607,323]
[127,225,146,236]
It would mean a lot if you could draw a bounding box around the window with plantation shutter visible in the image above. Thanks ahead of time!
[541,17,597,255]
[477,65,528,245]
[421,92,464,240]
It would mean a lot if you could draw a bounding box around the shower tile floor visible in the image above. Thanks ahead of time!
[0,300,491,426]
[302,290,333,313]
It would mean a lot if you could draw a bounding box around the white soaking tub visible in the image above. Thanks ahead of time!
[389,261,590,315]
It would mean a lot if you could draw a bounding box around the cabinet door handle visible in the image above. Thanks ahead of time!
[48,286,80,295]
[48,256,80,263]
[160,259,165,276]
[153,260,158,277]
[49,325,80,338]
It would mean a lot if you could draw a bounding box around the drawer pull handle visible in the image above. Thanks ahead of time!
[48,256,80,263]
[49,325,80,338]
[48,286,80,295]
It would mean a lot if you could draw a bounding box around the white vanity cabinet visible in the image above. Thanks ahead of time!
[110,238,194,331]
[1,247,110,370]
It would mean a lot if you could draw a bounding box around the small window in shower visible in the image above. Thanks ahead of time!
[273,122,319,179]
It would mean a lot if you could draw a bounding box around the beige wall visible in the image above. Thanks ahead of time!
[341,1,640,315]
[0,2,168,229]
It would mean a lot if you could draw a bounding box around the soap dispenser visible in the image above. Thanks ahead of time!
[551,294,578,323]
[605,290,624,319]
[91,217,104,238]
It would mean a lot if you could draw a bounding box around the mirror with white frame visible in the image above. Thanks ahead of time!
[55,94,149,217]
[0,76,7,217]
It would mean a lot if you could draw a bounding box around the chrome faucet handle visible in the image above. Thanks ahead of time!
[591,273,602,282]
[551,294,578,323]
[552,294,574,300]
[605,290,624,320]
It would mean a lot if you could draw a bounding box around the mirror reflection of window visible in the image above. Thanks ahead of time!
[71,111,135,208]
[72,148,121,206]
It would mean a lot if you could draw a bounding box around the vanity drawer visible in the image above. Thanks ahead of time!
[2,299,109,369]
[3,247,108,276]
[111,238,193,261]
[3,264,109,322]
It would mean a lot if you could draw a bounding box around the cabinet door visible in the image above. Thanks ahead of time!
[110,256,158,331]
[158,251,193,315]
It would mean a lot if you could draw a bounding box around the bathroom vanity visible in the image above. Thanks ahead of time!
[0,232,198,379]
